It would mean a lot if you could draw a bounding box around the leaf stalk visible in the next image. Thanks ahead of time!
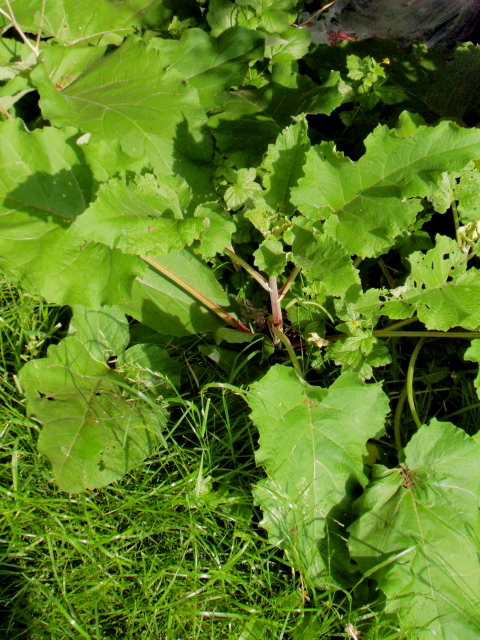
[406,337,426,430]
[0,0,40,57]
[278,266,301,300]
[270,323,304,379]
[141,255,252,334]
[224,248,270,292]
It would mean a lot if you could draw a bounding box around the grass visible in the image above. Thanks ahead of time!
[2,276,477,639]
[0,277,355,640]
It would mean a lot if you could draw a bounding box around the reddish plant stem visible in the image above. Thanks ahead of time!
[269,276,283,343]
[278,266,301,300]
[141,255,252,334]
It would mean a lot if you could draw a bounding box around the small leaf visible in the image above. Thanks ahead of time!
[194,201,236,259]
[224,168,262,209]
[265,26,311,63]
[253,235,287,276]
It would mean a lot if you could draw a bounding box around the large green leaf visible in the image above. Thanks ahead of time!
[0,118,143,306]
[208,72,342,168]
[32,37,214,201]
[151,27,264,111]
[40,43,108,87]
[247,365,389,585]
[1,0,169,43]
[291,121,480,258]
[72,176,204,255]
[120,249,233,336]
[19,306,166,493]
[261,115,310,215]
[291,221,360,298]
[349,420,480,640]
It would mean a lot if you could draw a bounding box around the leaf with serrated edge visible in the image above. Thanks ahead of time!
[262,116,310,215]
[72,178,204,255]
[291,121,480,257]
[0,119,143,307]
[378,235,480,330]
[248,365,389,585]
[19,306,165,493]
[32,38,214,202]
[0,0,168,43]
[349,420,480,640]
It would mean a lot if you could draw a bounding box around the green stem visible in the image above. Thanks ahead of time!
[326,329,480,342]
[141,255,252,334]
[270,324,304,379]
[393,384,408,462]
[452,199,462,248]
[0,0,39,56]
[375,330,480,339]
[406,337,425,430]
[385,316,418,331]
[278,266,302,300]
[224,248,271,292]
